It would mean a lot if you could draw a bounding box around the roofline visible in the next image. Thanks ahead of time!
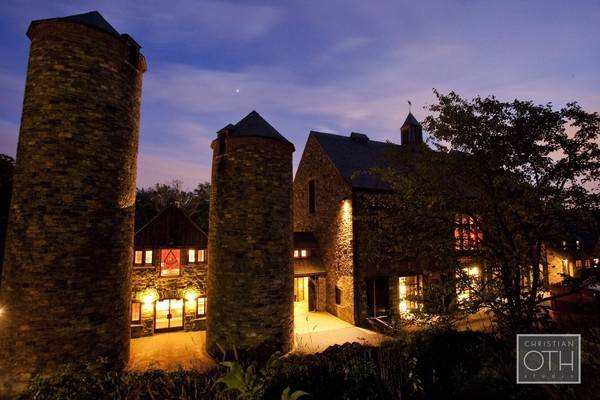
[308,130,402,191]
[134,205,208,238]
[26,14,141,50]
[304,132,353,192]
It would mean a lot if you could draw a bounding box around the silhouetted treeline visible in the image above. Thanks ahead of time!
[135,180,210,233]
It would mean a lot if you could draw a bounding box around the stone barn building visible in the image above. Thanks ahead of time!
[293,113,478,326]
[130,205,208,337]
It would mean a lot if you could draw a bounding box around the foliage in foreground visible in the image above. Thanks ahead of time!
[18,327,600,400]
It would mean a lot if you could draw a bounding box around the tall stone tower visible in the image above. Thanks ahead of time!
[207,111,295,358]
[0,11,146,394]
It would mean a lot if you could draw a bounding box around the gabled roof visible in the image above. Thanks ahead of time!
[310,131,404,191]
[135,205,207,248]
[29,11,120,38]
[220,110,293,147]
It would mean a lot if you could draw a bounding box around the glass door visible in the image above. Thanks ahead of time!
[154,299,184,332]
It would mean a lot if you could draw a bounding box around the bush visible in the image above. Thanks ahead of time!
[18,328,600,400]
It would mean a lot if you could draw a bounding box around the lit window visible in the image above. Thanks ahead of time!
[300,249,308,258]
[562,259,571,276]
[160,249,181,277]
[134,251,143,265]
[131,302,141,324]
[399,275,422,314]
[144,250,153,265]
[197,296,207,317]
[198,249,206,263]
[188,249,196,263]
[585,259,591,268]
[335,286,342,305]
[293,250,299,258]
[456,266,480,302]
[576,260,583,270]
[454,215,482,251]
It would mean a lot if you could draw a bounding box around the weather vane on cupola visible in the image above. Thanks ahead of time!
[408,100,412,113]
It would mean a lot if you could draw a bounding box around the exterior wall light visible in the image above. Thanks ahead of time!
[184,289,199,302]
[138,288,159,305]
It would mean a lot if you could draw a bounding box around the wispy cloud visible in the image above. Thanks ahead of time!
[0,120,18,156]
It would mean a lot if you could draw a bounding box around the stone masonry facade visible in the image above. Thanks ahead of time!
[0,16,145,396]
[293,135,356,324]
[131,257,208,337]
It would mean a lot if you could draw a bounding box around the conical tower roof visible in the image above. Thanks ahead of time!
[28,11,120,37]
[220,110,293,147]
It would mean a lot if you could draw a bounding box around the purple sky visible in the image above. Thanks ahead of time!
[1,0,599,189]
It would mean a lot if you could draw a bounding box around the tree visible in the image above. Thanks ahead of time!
[0,154,15,276]
[135,180,210,232]
[363,91,600,334]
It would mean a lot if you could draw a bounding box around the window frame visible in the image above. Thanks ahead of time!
[134,249,153,267]
[131,301,142,324]
[335,286,342,305]
[198,249,206,263]
[399,274,422,314]
[196,296,207,318]
[308,179,316,214]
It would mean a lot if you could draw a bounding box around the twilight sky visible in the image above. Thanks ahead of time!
[0,0,599,189]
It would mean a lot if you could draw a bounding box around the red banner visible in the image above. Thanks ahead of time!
[160,249,180,276]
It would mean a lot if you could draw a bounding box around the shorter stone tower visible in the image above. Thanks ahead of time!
[207,111,295,357]
[0,11,145,395]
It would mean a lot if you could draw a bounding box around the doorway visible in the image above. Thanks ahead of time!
[366,278,389,317]
[154,298,184,332]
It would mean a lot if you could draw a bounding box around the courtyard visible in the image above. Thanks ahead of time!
[128,310,383,371]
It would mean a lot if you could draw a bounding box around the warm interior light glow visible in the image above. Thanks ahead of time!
[188,249,196,263]
[399,300,408,313]
[457,266,480,302]
[398,275,421,314]
[144,250,153,264]
[300,249,307,258]
[293,250,299,258]
[184,289,199,302]
[134,251,143,264]
[139,288,158,305]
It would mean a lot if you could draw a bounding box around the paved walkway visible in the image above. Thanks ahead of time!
[128,331,215,372]
[294,311,384,353]
[128,311,384,371]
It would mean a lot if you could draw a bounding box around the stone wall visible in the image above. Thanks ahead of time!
[0,18,145,395]
[293,136,355,323]
[207,135,294,357]
[131,254,207,336]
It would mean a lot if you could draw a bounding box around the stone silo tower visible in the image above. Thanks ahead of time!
[0,11,146,394]
[207,110,295,357]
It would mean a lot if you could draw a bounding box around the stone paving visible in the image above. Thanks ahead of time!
[128,331,215,372]
[128,310,384,371]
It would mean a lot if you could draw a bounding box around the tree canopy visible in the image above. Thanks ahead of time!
[363,91,600,333]
[135,180,210,233]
